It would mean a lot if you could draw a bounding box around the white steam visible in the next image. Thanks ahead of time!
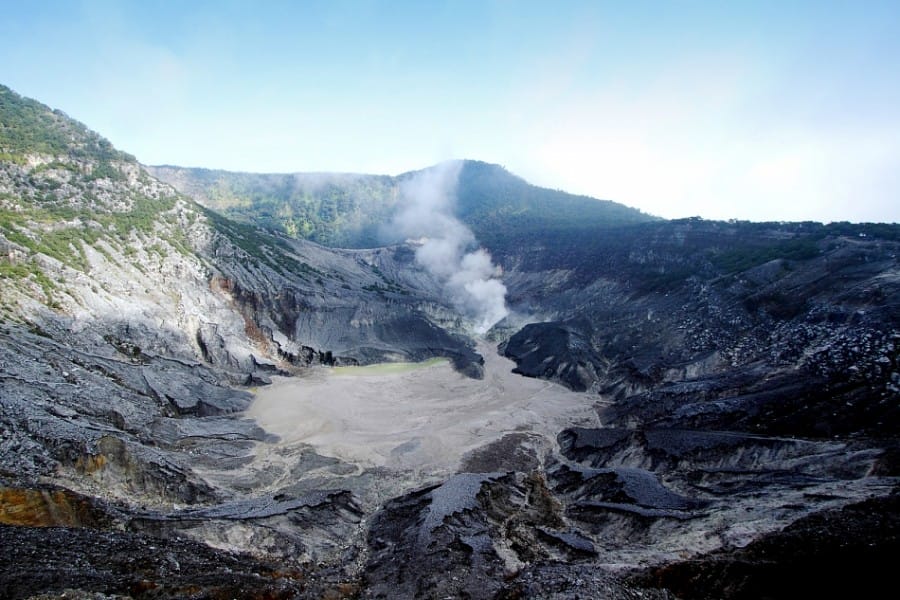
[393,161,508,334]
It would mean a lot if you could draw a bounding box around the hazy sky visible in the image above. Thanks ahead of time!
[2,0,898,223]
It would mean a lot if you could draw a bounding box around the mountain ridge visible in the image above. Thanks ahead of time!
[147,159,657,249]
[0,84,134,164]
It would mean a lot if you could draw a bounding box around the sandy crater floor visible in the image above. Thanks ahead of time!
[246,343,602,477]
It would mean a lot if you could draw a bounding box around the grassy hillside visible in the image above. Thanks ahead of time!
[0,85,319,317]
[0,89,178,312]
[0,85,134,164]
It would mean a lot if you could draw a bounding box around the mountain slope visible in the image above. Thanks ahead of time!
[146,165,398,247]
[147,160,656,249]
[0,85,133,163]
[454,159,658,242]
[0,84,480,373]
[497,218,900,435]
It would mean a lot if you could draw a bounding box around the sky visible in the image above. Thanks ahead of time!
[1,0,899,223]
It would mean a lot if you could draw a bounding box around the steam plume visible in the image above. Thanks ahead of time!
[393,161,508,334]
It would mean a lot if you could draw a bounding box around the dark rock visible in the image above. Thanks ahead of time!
[498,563,674,600]
[534,526,597,556]
[501,319,603,391]
[641,492,900,599]
[557,427,633,466]
[460,432,541,473]
[363,472,575,599]
[0,523,309,600]
[549,463,705,517]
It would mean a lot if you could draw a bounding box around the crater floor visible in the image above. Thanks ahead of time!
[246,342,602,478]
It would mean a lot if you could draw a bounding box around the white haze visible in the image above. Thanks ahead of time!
[392,161,508,334]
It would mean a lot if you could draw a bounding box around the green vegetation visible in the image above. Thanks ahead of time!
[711,238,821,274]
[150,166,396,248]
[38,227,98,271]
[86,161,127,182]
[455,161,657,244]
[151,160,657,251]
[203,207,323,278]
[0,258,58,303]
[102,194,177,238]
[478,216,900,299]
[0,210,94,271]
[0,152,26,165]
[0,84,134,163]
[0,83,339,315]
[147,242,169,259]
[28,160,80,176]
[0,189,180,271]
[822,221,900,241]
[0,85,182,278]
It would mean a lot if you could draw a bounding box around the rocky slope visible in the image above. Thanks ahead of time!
[495,220,899,434]
[1,83,898,599]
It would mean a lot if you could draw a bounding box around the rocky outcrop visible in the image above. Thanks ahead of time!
[500,318,604,391]
[0,324,255,502]
[0,485,113,528]
[363,471,612,599]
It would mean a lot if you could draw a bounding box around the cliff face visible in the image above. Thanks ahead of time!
[0,157,478,378]
[1,84,899,599]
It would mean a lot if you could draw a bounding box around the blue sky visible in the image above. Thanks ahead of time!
[2,0,899,222]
